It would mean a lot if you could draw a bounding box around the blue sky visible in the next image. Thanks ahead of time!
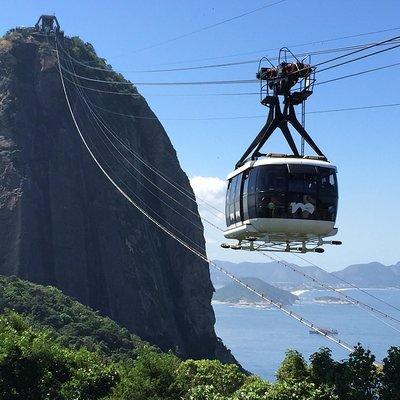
[2,0,400,271]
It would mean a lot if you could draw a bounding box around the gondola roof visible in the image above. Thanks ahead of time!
[227,155,337,180]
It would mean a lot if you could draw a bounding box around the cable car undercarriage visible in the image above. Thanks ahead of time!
[222,49,342,253]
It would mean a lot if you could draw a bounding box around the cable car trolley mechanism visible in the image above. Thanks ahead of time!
[222,49,342,253]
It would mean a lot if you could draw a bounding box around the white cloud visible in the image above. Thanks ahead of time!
[189,176,226,208]
[189,176,251,262]
[189,176,226,222]
[189,176,227,248]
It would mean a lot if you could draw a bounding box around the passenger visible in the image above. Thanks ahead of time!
[259,195,278,218]
[258,195,270,217]
[306,175,317,193]
[302,195,316,218]
[267,198,277,217]
[320,174,335,195]
[289,194,303,218]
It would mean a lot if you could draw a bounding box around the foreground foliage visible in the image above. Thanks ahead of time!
[0,275,399,399]
[1,312,400,399]
[0,312,118,400]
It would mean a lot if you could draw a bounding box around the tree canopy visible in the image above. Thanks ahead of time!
[0,275,399,399]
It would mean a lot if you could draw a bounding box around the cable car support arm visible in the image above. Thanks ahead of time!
[236,58,326,168]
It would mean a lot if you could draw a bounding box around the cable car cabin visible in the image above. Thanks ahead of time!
[223,155,340,253]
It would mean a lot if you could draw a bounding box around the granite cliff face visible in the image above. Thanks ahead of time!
[0,29,234,362]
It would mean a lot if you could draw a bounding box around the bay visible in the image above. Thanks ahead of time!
[213,288,400,381]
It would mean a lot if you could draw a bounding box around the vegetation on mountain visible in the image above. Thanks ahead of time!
[67,36,137,94]
[0,275,144,359]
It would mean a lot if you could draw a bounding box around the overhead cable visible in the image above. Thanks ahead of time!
[114,0,287,56]
[59,55,400,97]
[316,61,400,85]
[61,58,209,255]
[315,34,400,68]
[63,27,400,73]
[70,74,225,232]
[57,43,355,353]
[59,45,400,336]
[63,51,400,331]
[90,101,400,121]
[59,53,224,220]
[59,38,400,73]
[59,37,400,88]
[259,252,400,331]
[292,252,400,315]
[133,26,400,67]
[59,64,257,86]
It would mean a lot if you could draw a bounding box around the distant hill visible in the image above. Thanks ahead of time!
[211,260,335,289]
[211,260,400,289]
[334,261,400,288]
[213,277,298,305]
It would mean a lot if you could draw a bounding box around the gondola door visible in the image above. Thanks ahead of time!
[241,169,250,221]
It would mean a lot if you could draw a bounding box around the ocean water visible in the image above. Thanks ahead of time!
[213,288,400,381]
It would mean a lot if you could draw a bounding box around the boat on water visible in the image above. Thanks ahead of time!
[309,327,338,335]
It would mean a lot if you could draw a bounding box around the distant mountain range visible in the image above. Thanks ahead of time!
[211,260,400,290]
[213,277,298,306]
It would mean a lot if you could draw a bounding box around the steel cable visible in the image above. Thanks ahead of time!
[57,43,356,353]
[57,39,400,336]
[291,252,400,314]
[58,35,400,87]
[61,51,400,332]
[71,74,225,233]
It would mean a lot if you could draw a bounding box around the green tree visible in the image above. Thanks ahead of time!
[231,376,271,400]
[59,348,119,400]
[175,359,247,397]
[107,346,182,400]
[0,344,68,400]
[267,381,338,400]
[309,347,337,387]
[329,361,348,400]
[345,344,379,400]
[380,346,400,400]
[0,312,119,400]
[276,350,309,383]
[185,385,228,400]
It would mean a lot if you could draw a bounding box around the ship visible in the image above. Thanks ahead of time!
[309,327,339,335]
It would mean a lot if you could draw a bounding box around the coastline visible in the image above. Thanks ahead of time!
[212,300,274,309]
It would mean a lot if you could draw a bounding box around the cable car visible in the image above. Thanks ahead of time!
[224,154,340,252]
[222,50,341,253]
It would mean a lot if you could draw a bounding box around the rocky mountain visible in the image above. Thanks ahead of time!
[213,277,298,305]
[334,261,400,288]
[211,260,400,289]
[0,27,234,362]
